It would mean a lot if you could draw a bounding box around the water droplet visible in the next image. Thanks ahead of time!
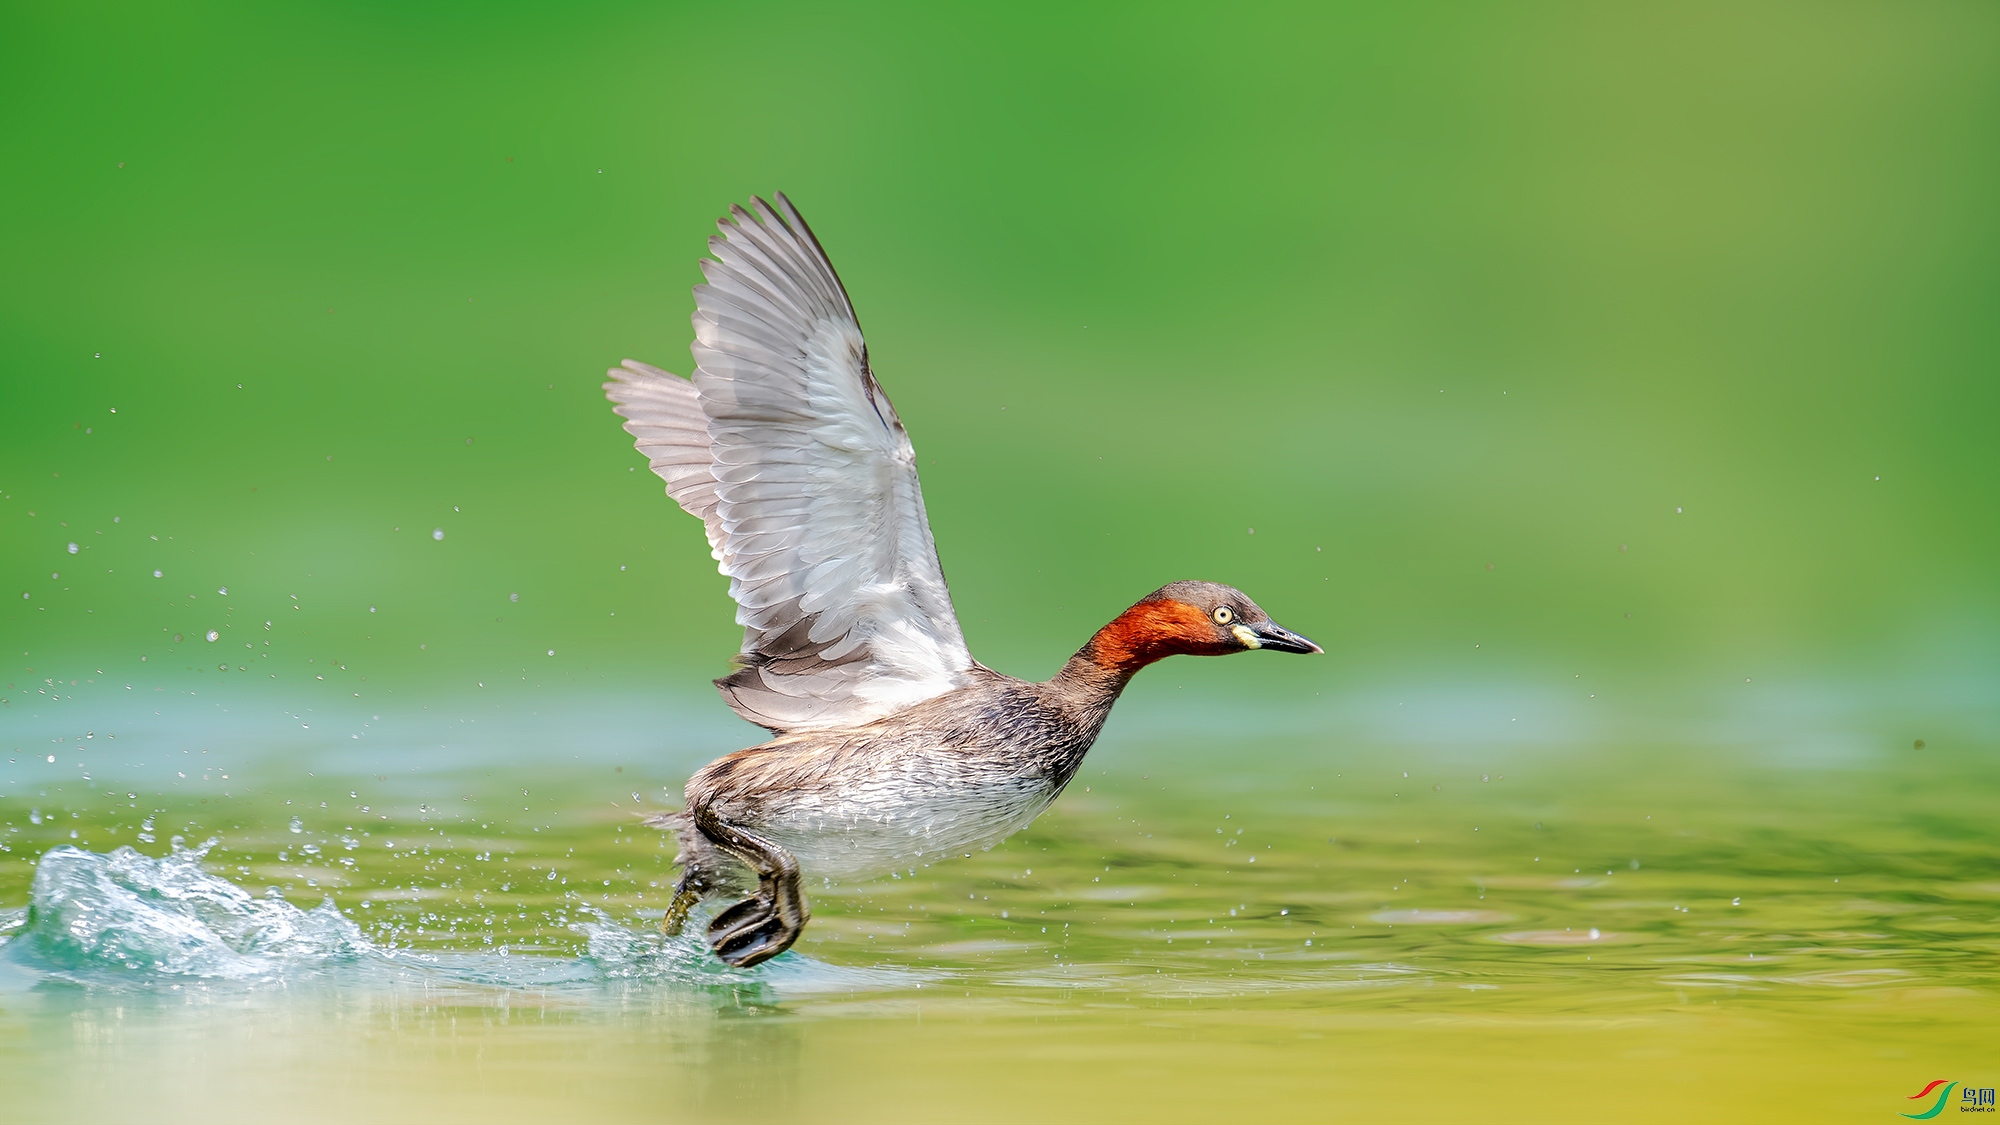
[1588,928,1601,940]
[206,630,219,642]
[1732,897,1741,906]
[29,809,42,823]
[547,649,555,656]
[510,593,519,602]
[432,528,444,541]
[153,570,163,578]
[67,542,78,554]
[290,817,303,834]
[217,586,228,596]
[546,869,556,881]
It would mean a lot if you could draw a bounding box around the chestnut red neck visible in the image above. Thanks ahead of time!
[1053,598,1226,699]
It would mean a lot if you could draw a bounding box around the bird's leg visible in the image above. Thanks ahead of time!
[648,811,715,938]
[693,806,810,968]
[660,876,703,937]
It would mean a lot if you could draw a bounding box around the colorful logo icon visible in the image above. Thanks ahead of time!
[1903,1081,1956,1120]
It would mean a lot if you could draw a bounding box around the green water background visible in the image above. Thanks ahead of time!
[4,1,1996,703]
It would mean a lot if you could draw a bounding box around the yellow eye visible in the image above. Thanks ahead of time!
[1212,606,1234,625]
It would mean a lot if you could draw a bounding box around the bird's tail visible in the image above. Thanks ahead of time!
[641,809,689,832]
[642,809,701,867]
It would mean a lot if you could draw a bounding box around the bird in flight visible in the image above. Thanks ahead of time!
[605,193,1319,967]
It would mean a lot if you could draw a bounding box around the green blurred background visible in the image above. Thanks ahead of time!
[3,1,1996,723]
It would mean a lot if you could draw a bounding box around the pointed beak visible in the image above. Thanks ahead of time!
[1246,620,1322,655]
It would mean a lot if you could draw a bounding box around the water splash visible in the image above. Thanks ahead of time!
[19,840,366,977]
[1,844,918,997]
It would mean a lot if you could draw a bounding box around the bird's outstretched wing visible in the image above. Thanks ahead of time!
[605,193,974,734]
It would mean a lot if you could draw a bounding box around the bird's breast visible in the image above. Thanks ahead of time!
[747,760,1068,881]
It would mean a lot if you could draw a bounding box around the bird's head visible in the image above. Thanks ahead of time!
[1084,580,1321,672]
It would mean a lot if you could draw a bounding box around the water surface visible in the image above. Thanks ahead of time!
[2,687,1994,1122]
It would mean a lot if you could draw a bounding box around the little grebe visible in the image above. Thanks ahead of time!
[606,194,1319,967]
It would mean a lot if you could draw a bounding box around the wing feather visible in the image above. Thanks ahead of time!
[604,361,724,562]
[604,193,974,733]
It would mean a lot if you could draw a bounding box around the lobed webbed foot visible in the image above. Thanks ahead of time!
[692,807,810,968]
[707,889,801,967]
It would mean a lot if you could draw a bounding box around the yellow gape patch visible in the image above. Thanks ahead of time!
[1231,624,1261,649]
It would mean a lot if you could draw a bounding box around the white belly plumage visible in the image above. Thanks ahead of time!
[755,773,1063,881]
